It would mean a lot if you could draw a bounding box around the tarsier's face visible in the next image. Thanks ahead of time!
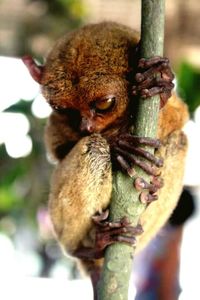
[42,73,130,134]
[41,22,139,134]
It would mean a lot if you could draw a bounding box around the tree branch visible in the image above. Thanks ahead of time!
[97,1,165,299]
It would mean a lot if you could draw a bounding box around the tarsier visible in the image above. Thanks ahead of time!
[23,22,188,297]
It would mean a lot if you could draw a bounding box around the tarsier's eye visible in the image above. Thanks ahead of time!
[93,96,116,113]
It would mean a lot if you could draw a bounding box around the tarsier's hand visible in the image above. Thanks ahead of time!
[132,56,174,108]
[111,133,164,202]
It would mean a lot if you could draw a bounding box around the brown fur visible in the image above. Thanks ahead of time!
[42,22,139,134]
[49,134,112,254]
[42,22,188,271]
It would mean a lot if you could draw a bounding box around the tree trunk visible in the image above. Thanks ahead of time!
[97,1,165,299]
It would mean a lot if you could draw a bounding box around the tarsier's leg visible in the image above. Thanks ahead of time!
[132,56,174,108]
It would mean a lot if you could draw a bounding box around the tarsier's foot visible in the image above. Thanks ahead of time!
[74,210,143,260]
[132,56,174,108]
[92,210,143,257]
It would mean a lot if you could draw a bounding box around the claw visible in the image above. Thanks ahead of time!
[134,177,163,194]
[140,191,158,204]
[134,177,149,191]
[151,176,164,189]
[92,209,109,225]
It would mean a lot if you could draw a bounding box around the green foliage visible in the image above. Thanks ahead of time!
[17,0,86,57]
[177,62,200,114]
[5,100,33,115]
[0,100,51,222]
[36,0,86,19]
[0,186,21,213]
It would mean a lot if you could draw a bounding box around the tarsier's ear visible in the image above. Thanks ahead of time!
[22,55,44,84]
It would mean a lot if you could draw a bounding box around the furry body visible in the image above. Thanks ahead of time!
[41,22,188,265]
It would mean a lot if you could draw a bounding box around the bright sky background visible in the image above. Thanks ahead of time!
[0,56,51,158]
[0,55,200,185]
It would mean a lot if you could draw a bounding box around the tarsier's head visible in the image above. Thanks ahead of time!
[24,22,139,134]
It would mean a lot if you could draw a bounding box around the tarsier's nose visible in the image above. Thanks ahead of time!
[80,117,95,134]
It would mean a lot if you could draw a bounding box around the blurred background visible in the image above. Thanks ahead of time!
[0,0,200,299]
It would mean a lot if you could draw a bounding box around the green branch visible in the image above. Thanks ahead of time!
[97,1,165,299]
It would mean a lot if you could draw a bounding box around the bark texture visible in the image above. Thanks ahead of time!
[98,1,165,299]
